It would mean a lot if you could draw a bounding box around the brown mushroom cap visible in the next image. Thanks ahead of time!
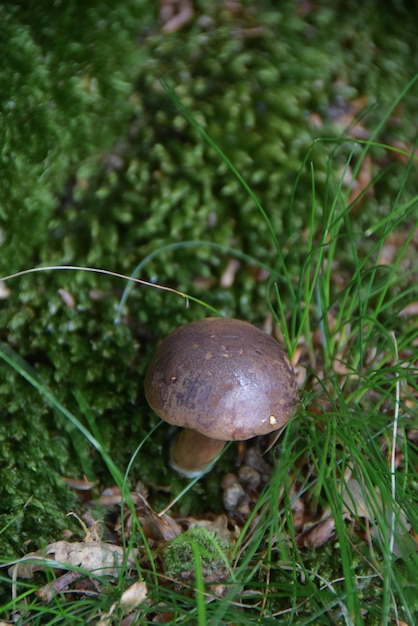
[145,317,299,441]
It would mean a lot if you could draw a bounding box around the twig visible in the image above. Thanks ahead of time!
[36,570,81,603]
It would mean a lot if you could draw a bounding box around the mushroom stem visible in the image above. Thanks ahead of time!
[169,429,226,478]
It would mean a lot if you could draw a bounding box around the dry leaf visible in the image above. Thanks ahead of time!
[119,581,148,611]
[347,155,374,209]
[398,302,418,317]
[386,139,418,166]
[96,581,148,626]
[186,513,240,545]
[341,478,378,521]
[291,496,305,532]
[8,541,137,580]
[341,478,415,558]
[114,492,182,542]
[297,517,336,548]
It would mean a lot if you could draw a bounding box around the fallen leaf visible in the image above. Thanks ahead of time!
[297,517,335,548]
[399,302,418,317]
[8,541,137,580]
[114,492,182,542]
[119,581,148,611]
[96,581,148,625]
[186,514,240,545]
[347,154,374,209]
[341,478,377,521]
[341,478,415,558]
[386,139,418,166]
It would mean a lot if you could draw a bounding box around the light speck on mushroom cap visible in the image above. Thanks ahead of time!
[144,317,299,441]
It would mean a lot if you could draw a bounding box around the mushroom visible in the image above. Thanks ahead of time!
[144,317,299,477]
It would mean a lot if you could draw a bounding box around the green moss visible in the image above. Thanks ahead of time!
[0,364,78,558]
[0,0,154,271]
[163,527,230,583]
[0,0,156,562]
